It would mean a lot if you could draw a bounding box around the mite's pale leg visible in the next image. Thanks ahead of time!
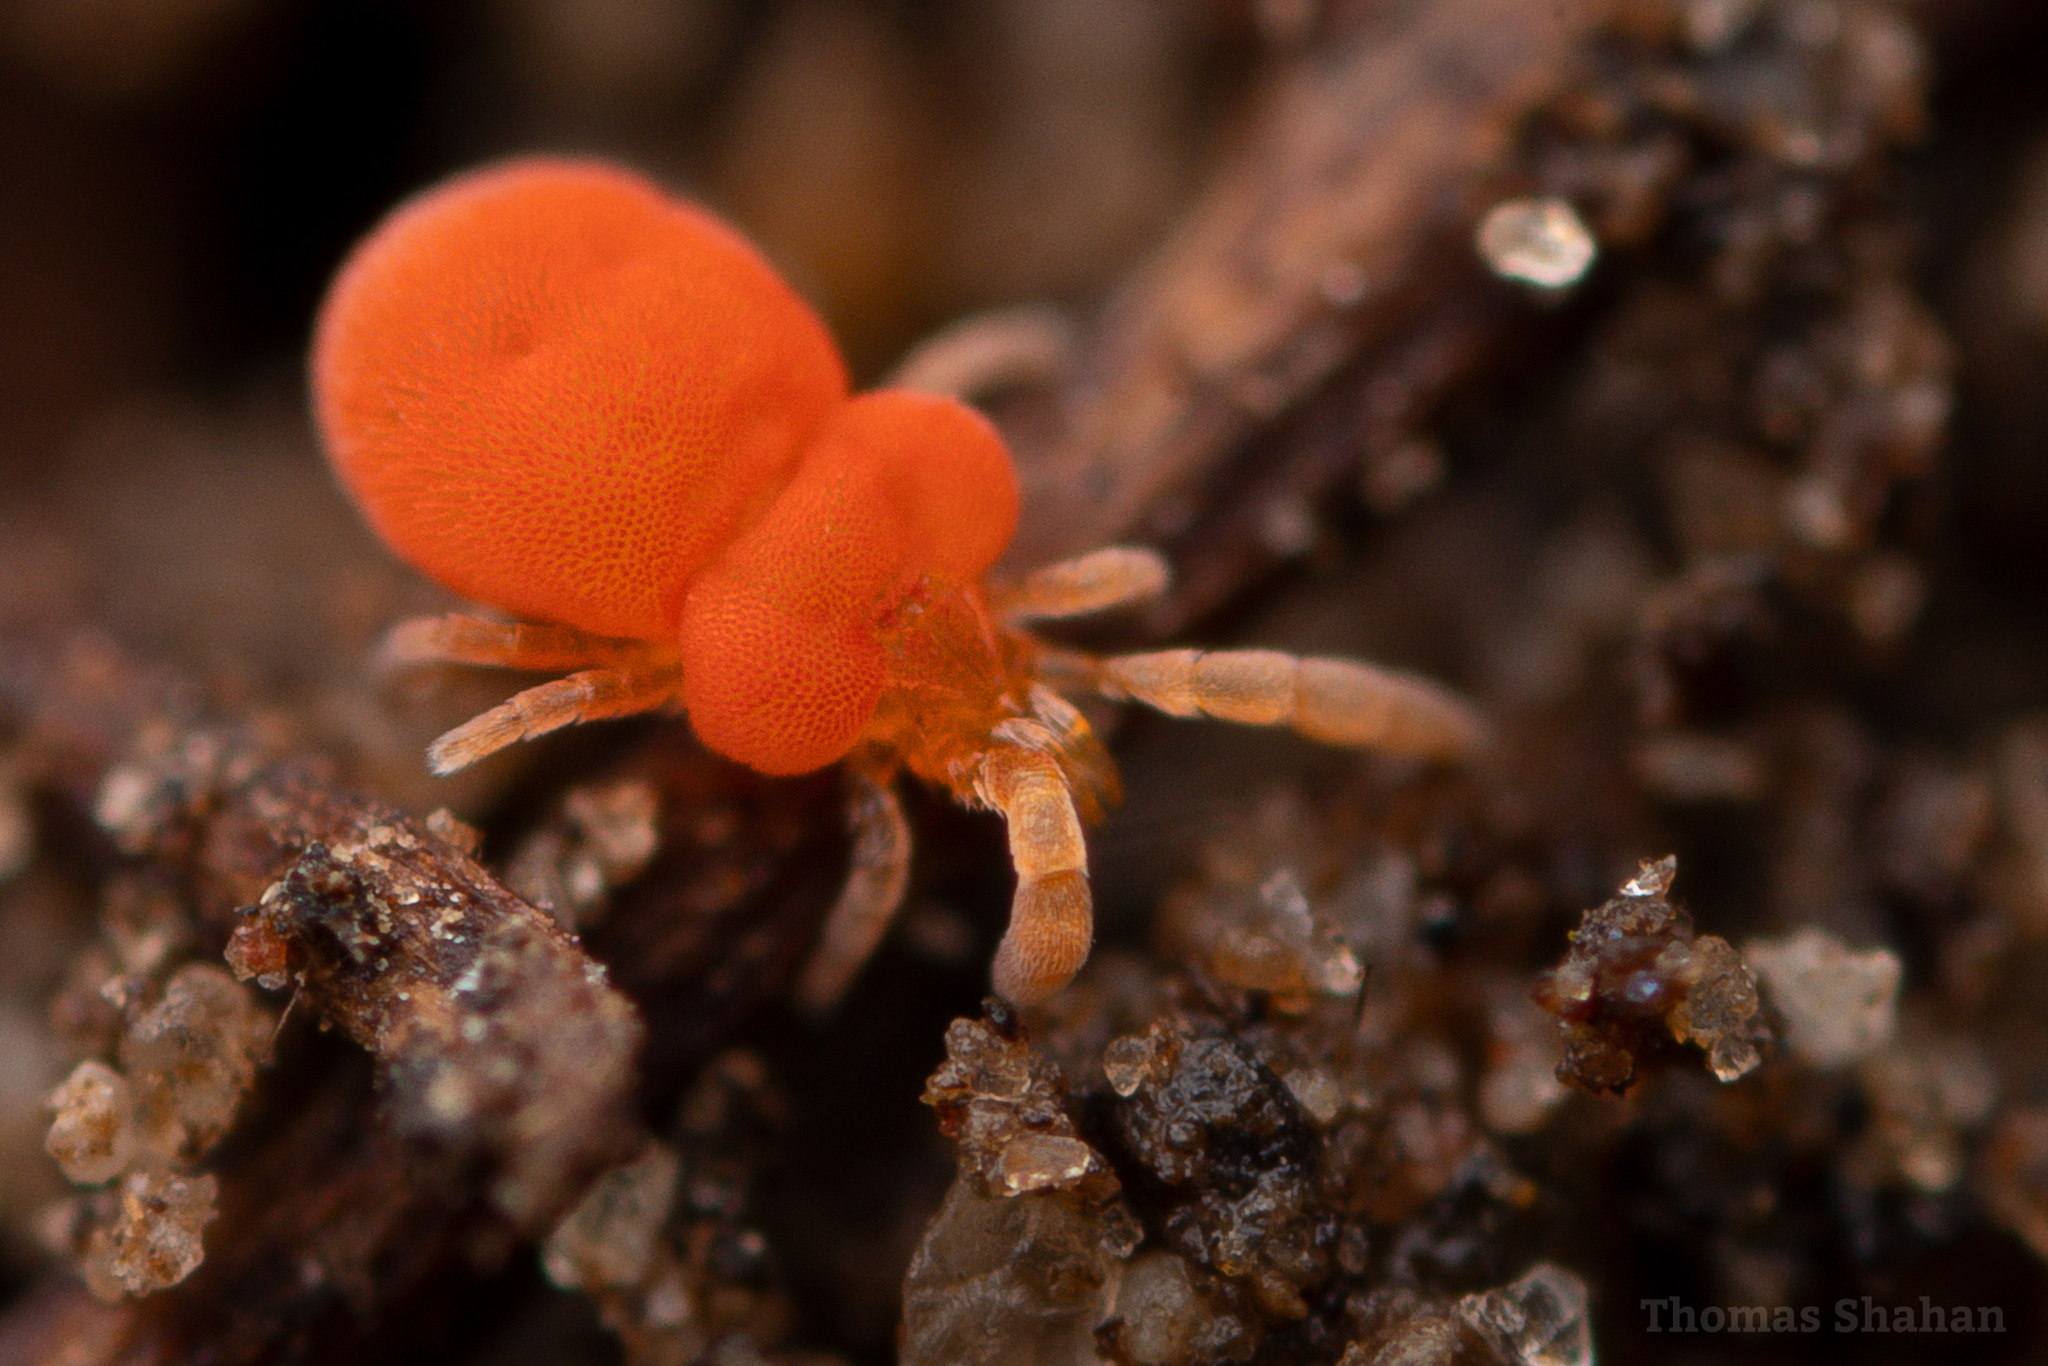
[885,303,1077,399]
[998,546,1171,623]
[975,730,1092,1005]
[380,614,658,673]
[794,773,913,1014]
[1099,650,1486,760]
[427,666,685,774]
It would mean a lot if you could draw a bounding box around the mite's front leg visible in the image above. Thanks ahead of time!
[376,613,688,773]
[1098,649,1486,760]
[426,665,686,773]
[975,734,1092,1005]
[794,772,913,1014]
[380,613,659,673]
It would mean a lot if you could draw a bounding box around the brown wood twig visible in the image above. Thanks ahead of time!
[1010,0,1623,631]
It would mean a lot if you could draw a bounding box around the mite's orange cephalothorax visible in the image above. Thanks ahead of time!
[313,157,1485,1008]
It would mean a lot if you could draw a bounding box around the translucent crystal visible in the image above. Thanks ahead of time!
[1335,1308,1472,1365]
[1480,991,1568,1135]
[81,1168,218,1300]
[1455,1263,1594,1366]
[1476,199,1598,289]
[900,1179,1121,1366]
[119,963,269,1154]
[1858,1032,1997,1194]
[1706,1037,1762,1083]
[1664,936,1765,1083]
[1282,1068,1342,1127]
[1111,1252,1203,1366]
[101,876,187,977]
[1744,928,1900,1066]
[45,1061,134,1184]
[1103,1034,1157,1097]
[925,1015,1121,1211]
[993,1133,1099,1196]
[541,1141,680,1290]
[1099,1201,1144,1259]
[1620,856,1676,899]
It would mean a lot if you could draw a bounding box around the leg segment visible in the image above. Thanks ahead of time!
[426,665,685,774]
[974,733,1092,1005]
[885,303,1077,399]
[1098,649,1486,760]
[794,773,913,1014]
[379,614,657,673]
[998,546,1171,623]
[378,614,688,773]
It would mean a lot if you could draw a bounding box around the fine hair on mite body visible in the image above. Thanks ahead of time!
[311,156,1486,1011]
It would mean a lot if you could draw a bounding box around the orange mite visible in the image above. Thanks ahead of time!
[312,157,1483,1008]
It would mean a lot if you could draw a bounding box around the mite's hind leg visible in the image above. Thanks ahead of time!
[1098,650,1487,760]
[427,664,686,774]
[975,732,1092,1005]
[794,773,913,1014]
[380,614,660,674]
[997,546,1171,623]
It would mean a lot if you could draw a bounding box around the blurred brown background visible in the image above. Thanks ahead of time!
[7,3,2048,1365]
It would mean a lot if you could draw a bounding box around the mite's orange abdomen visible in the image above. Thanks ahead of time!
[311,158,850,641]
[311,156,1025,777]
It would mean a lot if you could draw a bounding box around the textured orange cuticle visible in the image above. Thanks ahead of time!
[677,392,1019,775]
[311,157,1025,776]
[311,158,850,644]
